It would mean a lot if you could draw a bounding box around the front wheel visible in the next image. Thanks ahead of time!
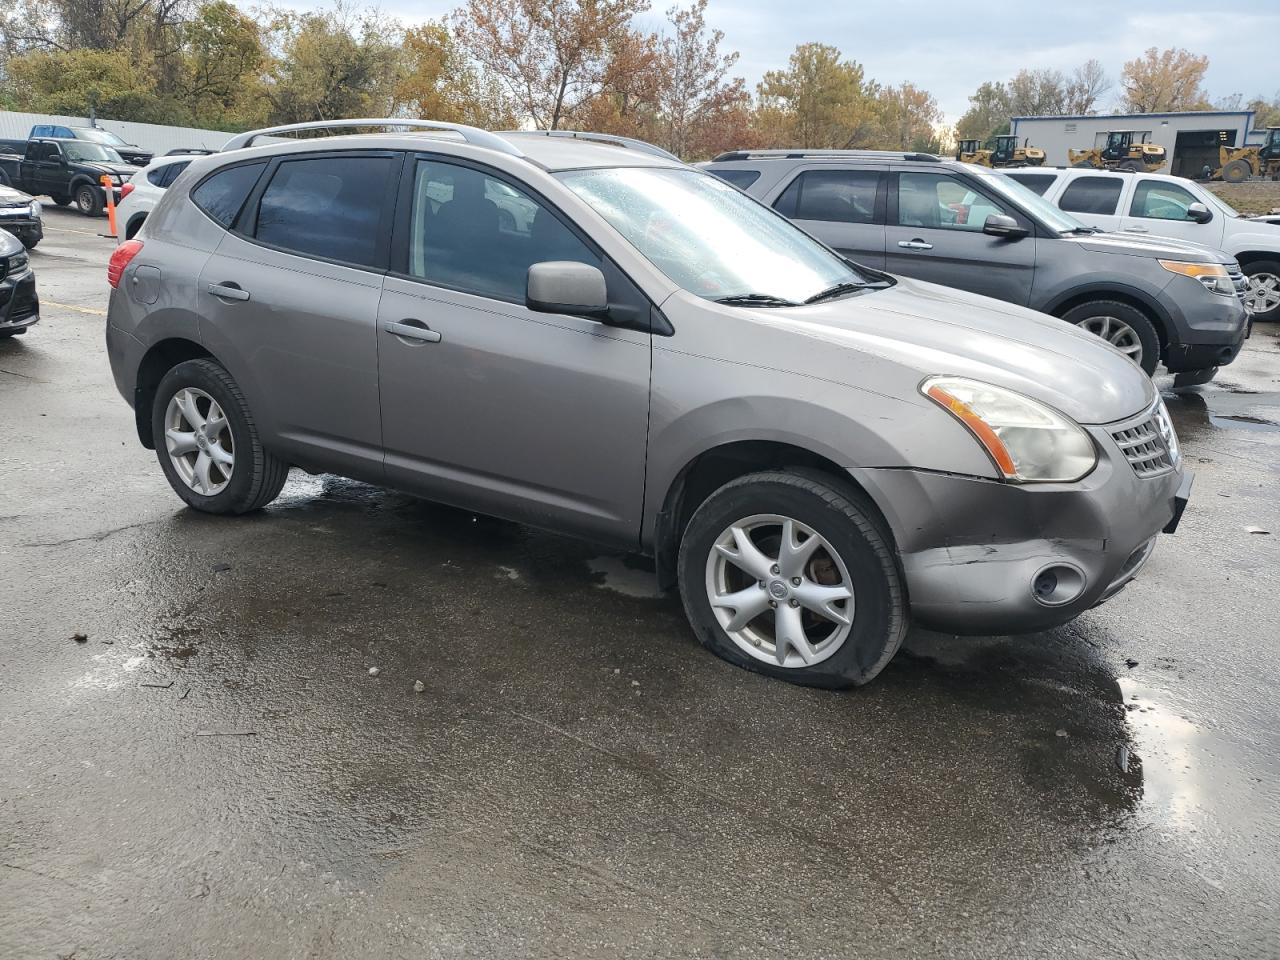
[677,471,908,688]
[151,359,289,514]
[1242,259,1280,322]
[1060,300,1160,374]
[75,184,103,217]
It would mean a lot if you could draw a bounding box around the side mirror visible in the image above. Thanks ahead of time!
[983,213,1028,238]
[1186,202,1213,224]
[526,261,609,319]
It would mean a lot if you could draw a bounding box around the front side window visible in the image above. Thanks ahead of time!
[1058,176,1123,216]
[407,159,598,301]
[897,172,1009,232]
[255,154,392,267]
[774,170,880,224]
[558,167,869,304]
[38,143,61,163]
[1130,180,1200,221]
[191,161,266,228]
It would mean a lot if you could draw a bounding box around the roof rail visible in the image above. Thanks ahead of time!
[710,149,942,163]
[221,119,524,156]
[504,129,681,162]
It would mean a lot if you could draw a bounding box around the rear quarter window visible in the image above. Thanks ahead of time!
[708,168,761,190]
[191,161,266,228]
[1006,173,1057,196]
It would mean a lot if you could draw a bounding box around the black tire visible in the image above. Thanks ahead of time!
[1242,258,1280,322]
[1059,299,1161,375]
[21,236,39,250]
[1221,158,1252,184]
[52,196,71,206]
[1117,159,1142,172]
[151,359,289,514]
[677,470,908,689]
[75,183,103,217]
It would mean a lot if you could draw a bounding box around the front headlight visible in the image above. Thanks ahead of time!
[922,377,1098,482]
[30,200,41,219]
[1159,259,1234,297]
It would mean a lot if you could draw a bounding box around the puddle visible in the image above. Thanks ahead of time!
[1116,677,1204,830]
[1209,413,1280,432]
[586,555,665,598]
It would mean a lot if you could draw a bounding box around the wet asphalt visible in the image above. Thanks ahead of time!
[1,207,1278,959]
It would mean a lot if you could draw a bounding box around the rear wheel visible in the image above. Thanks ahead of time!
[1221,158,1252,184]
[75,184,103,217]
[151,359,289,514]
[1060,299,1160,374]
[1243,259,1280,321]
[677,471,908,688]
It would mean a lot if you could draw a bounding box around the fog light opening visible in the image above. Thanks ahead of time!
[1031,563,1086,607]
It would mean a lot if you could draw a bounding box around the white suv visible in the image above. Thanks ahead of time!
[1007,167,1280,322]
[116,155,196,239]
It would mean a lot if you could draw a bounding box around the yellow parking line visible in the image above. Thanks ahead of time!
[44,300,107,316]
[42,225,113,238]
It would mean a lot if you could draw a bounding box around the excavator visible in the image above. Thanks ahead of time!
[956,135,1046,168]
[1068,130,1166,172]
[1215,127,1280,183]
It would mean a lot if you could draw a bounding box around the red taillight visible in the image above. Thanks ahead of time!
[119,182,135,200]
[107,240,144,289]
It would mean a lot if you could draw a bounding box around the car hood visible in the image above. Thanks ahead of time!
[0,184,34,205]
[721,277,1156,425]
[1064,229,1233,264]
[79,160,137,178]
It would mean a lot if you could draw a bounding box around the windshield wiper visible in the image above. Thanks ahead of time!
[803,281,879,304]
[713,293,801,307]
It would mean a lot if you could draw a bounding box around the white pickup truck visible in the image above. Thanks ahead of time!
[1007,167,1280,322]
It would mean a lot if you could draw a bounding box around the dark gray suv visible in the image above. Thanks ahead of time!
[704,150,1249,380]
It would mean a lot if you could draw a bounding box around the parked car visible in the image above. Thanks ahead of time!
[0,229,39,337]
[28,124,152,166]
[0,181,43,249]
[704,150,1249,378]
[105,120,1192,689]
[116,155,196,239]
[0,137,133,216]
[1005,166,1280,323]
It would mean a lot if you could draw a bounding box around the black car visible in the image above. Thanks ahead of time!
[0,181,43,249]
[0,138,134,217]
[0,229,39,337]
[28,124,152,166]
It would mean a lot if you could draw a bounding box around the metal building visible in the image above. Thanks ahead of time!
[1010,110,1268,177]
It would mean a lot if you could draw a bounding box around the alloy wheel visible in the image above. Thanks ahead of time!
[1244,272,1280,315]
[704,514,855,668]
[1077,314,1143,364]
[164,387,234,495]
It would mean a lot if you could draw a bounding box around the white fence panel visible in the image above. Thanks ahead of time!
[0,110,233,154]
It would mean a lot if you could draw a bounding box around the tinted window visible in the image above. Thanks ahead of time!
[897,172,1010,231]
[1130,180,1200,221]
[37,142,61,162]
[710,168,761,190]
[192,161,266,228]
[1059,176,1123,215]
[161,161,190,187]
[147,166,168,187]
[1006,173,1056,196]
[775,170,880,224]
[407,159,598,302]
[255,155,391,267]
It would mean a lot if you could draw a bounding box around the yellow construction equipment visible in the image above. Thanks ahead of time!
[956,135,1046,168]
[1068,131,1166,172]
[1215,127,1280,183]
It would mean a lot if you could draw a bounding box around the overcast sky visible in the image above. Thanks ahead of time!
[249,0,1280,124]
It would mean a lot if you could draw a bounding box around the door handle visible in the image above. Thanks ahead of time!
[383,319,442,343]
[207,282,250,301]
[1124,226,1149,233]
[897,239,934,251]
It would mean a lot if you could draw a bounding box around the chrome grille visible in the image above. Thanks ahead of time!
[1111,404,1176,478]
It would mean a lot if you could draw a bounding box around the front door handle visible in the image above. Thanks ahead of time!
[897,239,934,251]
[1124,226,1149,233]
[383,319,442,343]
[207,282,250,301]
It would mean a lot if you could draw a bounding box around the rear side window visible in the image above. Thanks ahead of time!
[147,166,169,187]
[1059,176,1123,215]
[775,170,881,224]
[709,168,761,190]
[1007,173,1056,196]
[192,161,266,228]
[161,161,190,187]
[254,155,392,268]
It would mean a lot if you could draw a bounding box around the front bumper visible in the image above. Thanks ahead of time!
[851,413,1187,635]
[1,271,40,332]
[0,216,43,245]
[1161,286,1250,372]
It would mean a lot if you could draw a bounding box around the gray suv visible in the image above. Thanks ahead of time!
[105,121,1190,688]
[705,150,1249,380]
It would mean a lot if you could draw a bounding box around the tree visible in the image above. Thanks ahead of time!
[572,26,663,139]
[394,21,518,128]
[174,0,268,128]
[451,0,649,130]
[1065,59,1109,114]
[1120,47,1211,113]
[757,43,878,149]
[6,46,164,118]
[874,82,942,152]
[1005,68,1068,117]
[956,80,1011,142]
[1246,92,1280,127]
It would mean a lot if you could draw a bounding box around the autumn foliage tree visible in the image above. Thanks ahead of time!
[1120,47,1211,113]
[394,22,518,128]
[757,43,879,149]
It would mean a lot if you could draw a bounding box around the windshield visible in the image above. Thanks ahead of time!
[557,167,871,304]
[63,142,123,164]
[983,170,1088,234]
[79,129,127,147]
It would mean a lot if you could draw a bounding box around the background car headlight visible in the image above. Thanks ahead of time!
[30,200,41,219]
[1159,259,1234,297]
[922,377,1098,482]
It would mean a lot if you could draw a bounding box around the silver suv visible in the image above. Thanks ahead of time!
[705,150,1249,381]
[105,121,1191,688]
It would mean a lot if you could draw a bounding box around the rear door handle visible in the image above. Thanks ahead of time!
[207,282,250,301]
[383,319,442,343]
[897,239,934,251]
